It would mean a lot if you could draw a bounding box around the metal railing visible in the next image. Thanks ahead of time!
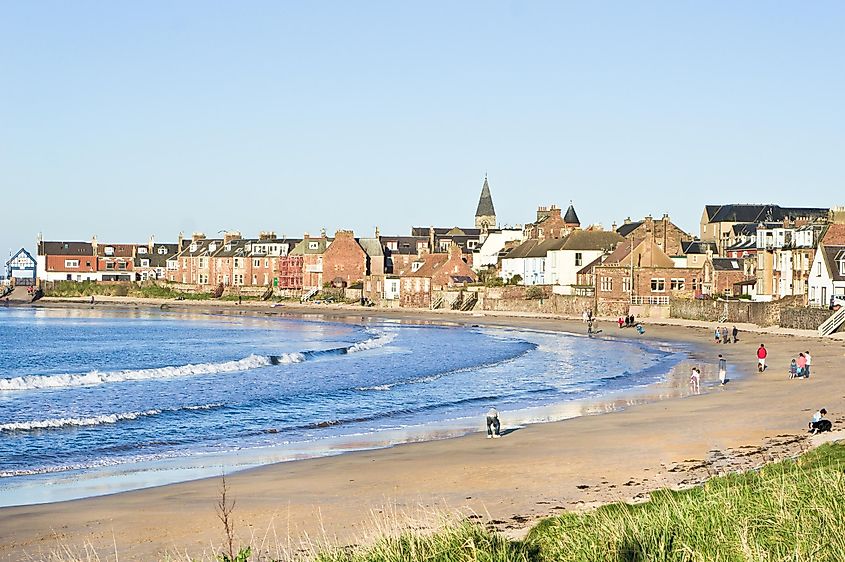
[630,295,670,305]
[818,307,845,337]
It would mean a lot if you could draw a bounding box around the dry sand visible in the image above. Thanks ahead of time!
[2,297,845,561]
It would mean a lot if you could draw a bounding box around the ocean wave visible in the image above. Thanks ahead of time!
[0,331,395,392]
[0,403,224,433]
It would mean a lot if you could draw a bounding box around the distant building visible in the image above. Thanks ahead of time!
[613,214,689,257]
[523,204,580,240]
[5,248,36,286]
[474,175,497,231]
[700,204,828,255]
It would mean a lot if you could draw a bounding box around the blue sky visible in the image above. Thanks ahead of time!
[1,2,843,258]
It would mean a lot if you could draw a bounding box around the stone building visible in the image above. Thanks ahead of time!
[613,214,689,257]
[524,204,580,240]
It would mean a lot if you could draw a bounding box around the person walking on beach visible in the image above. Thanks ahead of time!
[714,326,721,344]
[732,326,738,343]
[721,327,729,344]
[805,350,812,378]
[757,344,768,372]
[618,317,624,329]
[690,366,701,393]
[486,407,501,438]
[718,354,727,385]
[789,358,798,379]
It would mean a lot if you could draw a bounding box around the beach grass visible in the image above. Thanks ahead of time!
[43,280,211,300]
[312,442,845,562]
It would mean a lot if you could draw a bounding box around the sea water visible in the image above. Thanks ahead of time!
[0,307,688,506]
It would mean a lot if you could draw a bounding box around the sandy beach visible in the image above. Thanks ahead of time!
[2,298,844,561]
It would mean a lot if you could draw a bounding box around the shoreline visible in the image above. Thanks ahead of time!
[0,300,701,507]
[2,298,844,560]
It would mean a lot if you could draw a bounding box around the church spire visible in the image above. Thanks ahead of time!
[475,175,496,230]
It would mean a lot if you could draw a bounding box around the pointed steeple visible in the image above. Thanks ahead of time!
[563,202,580,226]
[475,175,496,230]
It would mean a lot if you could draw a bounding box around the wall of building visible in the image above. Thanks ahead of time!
[669,295,806,327]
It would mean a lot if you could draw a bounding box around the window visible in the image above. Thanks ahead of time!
[411,261,423,272]
[671,278,685,291]
[137,247,147,254]
[234,258,242,268]
[198,257,207,269]
[64,259,79,268]
[651,278,666,292]
[198,274,208,285]
[600,277,613,291]
[234,274,244,285]
[309,242,319,250]
[467,240,478,250]
[189,242,197,252]
[117,262,127,270]
[575,253,583,267]
[106,262,115,270]
[264,259,269,268]
[158,247,167,255]
[252,274,258,284]
[622,277,632,293]
[104,246,114,256]
[387,241,398,251]
[140,259,150,267]
[840,260,845,276]
[692,278,699,291]
[253,258,261,268]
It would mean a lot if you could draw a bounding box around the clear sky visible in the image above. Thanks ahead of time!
[1,2,843,259]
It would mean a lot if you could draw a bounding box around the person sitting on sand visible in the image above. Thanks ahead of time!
[789,358,798,379]
[486,407,501,439]
[809,409,830,434]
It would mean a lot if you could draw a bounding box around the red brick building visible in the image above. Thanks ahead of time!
[323,230,367,287]
[524,204,580,240]
[613,214,690,257]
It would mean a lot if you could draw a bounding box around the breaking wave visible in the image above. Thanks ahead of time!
[0,331,395,392]
[0,403,223,433]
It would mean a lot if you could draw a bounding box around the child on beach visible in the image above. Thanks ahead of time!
[689,367,701,393]
[789,358,798,379]
[809,409,830,434]
[757,344,767,372]
[805,350,812,378]
[714,327,721,343]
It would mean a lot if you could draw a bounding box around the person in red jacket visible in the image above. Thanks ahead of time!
[757,344,768,372]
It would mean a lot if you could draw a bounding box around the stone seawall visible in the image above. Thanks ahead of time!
[670,296,835,331]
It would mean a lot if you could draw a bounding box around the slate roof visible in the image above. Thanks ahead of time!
[475,177,496,217]
[382,236,429,255]
[576,254,605,276]
[38,241,95,256]
[822,245,845,281]
[214,238,252,258]
[616,221,644,238]
[503,239,567,259]
[681,241,718,255]
[357,238,384,258]
[703,205,721,222]
[724,239,757,251]
[563,204,580,225]
[290,238,332,255]
[555,230,624,251]
[705,204,829,224]
[410,227,483,237]
[135,244,180,267]
[97,244,135,258]
[712,258,743,271]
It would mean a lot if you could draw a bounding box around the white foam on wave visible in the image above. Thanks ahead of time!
[0,331,393,392]
[0,354,275,391]
[0,403,224,432]
[347,331,396,353]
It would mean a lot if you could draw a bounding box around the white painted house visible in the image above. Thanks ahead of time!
[472,228,524,272]
[500,239,560,285]
[808,245,845,307]
[544,231,624,294]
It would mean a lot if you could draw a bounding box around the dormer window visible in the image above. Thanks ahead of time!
[309,242,319,250]
[224,244,231,252]
[104,246,114,256]
[158,247,167,255]
[411,261,423,272]
[208,243,217,252]
[137,247,147,255]
[189,242,198,252]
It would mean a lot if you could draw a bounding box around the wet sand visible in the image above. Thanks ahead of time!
[2,297,845,561]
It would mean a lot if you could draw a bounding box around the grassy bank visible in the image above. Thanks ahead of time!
[312,442,845,562]
[43,280,212,300]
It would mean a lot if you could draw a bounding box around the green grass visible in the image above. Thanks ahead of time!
[44,280,212,300]
[311,443,845,562]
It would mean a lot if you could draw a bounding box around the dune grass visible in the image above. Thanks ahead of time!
[43,280,211,300]
[311,442,845,562]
